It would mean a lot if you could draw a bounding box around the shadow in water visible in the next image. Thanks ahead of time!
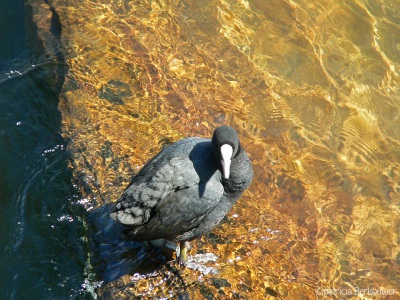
[88,204,190,298]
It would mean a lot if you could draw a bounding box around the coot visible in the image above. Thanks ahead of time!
[110,125,253,264]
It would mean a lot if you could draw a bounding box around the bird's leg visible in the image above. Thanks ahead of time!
[178,241,190,265]
[149,239,177,250]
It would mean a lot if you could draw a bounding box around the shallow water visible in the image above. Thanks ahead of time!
[2,0,400,299]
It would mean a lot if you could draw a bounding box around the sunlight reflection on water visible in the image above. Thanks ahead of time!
[29,0,400,298]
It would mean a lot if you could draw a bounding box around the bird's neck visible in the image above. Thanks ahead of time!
[222,152,252,197]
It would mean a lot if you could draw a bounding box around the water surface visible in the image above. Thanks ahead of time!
[0,1,93,298]
[3,0,400,299]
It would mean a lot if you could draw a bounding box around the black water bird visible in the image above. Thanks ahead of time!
[110,125,253,264]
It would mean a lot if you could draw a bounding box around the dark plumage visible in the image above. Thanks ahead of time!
[110,125,253,264]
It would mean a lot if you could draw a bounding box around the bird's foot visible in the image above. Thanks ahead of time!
[178,241,190,266]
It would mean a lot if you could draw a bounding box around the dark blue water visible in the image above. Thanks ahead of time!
[0,1,94,299]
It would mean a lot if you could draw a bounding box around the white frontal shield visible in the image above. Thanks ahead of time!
[220,144,233,179]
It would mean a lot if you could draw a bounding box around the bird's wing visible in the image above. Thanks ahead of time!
[143,168,224,240]
[110,146,223,231]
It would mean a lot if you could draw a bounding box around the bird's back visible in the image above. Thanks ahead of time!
[110,137,225,241]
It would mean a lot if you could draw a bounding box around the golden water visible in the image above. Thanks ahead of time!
[32,0,400,298]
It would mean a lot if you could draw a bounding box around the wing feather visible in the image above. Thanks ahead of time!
[110,137,224,239]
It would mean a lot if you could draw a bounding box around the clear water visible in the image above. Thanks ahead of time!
[2,0,400,299]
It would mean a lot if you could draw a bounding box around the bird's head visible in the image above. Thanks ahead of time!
[211,125,240,179]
